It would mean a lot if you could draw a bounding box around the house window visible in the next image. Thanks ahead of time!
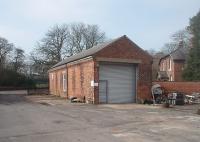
[63,73,67,92]
[168,58,171,71]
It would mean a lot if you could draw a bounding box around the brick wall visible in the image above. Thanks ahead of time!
[94,36,152,101]
[67,59,95,103]
[159,56,185,81]
[153,81,200,94]
[174,61,185,81]
[49,68,67,98]
[49,72,56,95]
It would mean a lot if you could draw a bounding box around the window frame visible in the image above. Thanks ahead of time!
[62,72,67,92]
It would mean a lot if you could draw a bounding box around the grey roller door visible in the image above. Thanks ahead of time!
[99,63,136,103]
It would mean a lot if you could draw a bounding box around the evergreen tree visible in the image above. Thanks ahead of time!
[183,10,200,81]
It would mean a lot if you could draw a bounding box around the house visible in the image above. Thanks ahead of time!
[48,35,152,104]
[158,46,189,81]
[152,52,165,80]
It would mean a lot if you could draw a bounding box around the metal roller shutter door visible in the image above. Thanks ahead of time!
[99,63,136,103]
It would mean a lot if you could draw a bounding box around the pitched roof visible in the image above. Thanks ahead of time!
[50,35,152,70]
[160,47,189,64]
[170,47,189,60]
[51,35,125,69]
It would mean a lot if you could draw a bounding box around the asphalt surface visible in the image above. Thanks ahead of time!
[0,94,200,142]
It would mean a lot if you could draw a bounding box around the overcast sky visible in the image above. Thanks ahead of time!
[0,0,200,54]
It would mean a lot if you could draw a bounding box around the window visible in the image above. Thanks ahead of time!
[63,73,67,92]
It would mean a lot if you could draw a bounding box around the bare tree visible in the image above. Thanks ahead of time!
[37,25,69,63]
[65,23,106,56]
[29,52,50,78]
[0,37,13,69]
[162,42,177,54]
[68,23,85,54]
[147,48,157,56]
[31,23,106,77]
[162,29,191,54]
[83,24,105,49]
[11,48,25,72]
[172,29,190,42]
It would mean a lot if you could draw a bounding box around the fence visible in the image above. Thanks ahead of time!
[27,88,49,95]
[0,87,49,95]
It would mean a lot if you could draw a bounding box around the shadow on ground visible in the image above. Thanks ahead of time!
[0,94,27,105]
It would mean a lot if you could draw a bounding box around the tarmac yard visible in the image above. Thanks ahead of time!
[0,94,200,142]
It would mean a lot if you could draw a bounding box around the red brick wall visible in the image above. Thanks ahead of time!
[153,81,200,94]
[137,64,152,100]
[174,61,185,81]
[67,59,95,103]
[49,72,56,95]
[159,57,185,81]
[94,36,152,101]
[49,68,67,98]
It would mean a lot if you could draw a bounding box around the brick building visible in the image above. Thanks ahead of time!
[152,52,165,80]
[158,47,188,81]
[48,35,152,104]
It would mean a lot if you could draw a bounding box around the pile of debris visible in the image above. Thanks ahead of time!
[185,92,200,104]
[151,84,200,105]
[70,96,85,103]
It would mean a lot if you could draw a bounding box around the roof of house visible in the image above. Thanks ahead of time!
[170,47,189,60]
[159,47,189,64]
[50,35,151,70]
[51,36,123,69]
